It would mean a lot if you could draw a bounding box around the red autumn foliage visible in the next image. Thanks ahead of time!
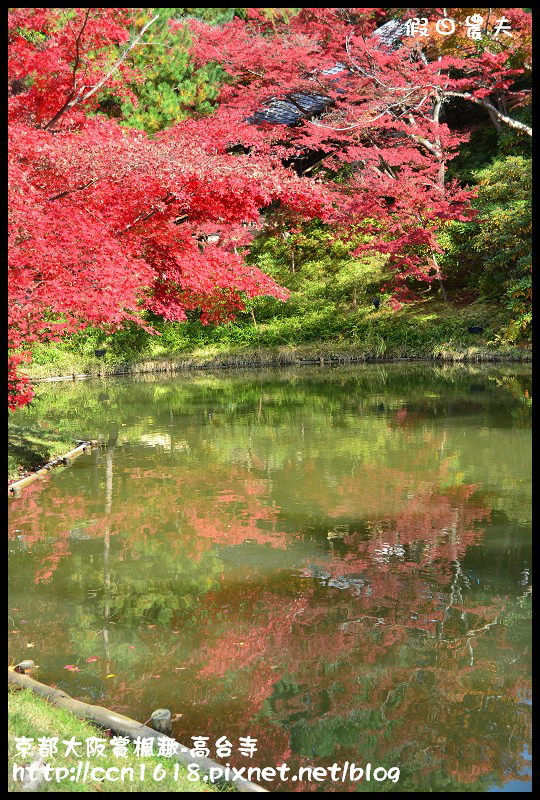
[188,7,530,293]
[8,9,531,407]
[8,8,329,408]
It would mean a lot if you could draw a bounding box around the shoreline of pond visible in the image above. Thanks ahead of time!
[9,673,244,792]
[28,343,532,384]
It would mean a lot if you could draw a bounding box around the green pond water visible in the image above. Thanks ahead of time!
[8,364,531,792]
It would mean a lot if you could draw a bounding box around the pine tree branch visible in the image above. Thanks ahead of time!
[44,13,160,130]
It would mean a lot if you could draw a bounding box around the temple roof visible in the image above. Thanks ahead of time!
[247,22,404,127]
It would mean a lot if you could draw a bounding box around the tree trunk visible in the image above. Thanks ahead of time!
[431,250,448,302]
[102,428,118,668]
[431,95,448,302]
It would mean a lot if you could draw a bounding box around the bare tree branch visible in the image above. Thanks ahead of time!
[44,13,160,130]
[445,91,532,136]
[42,9,91,131]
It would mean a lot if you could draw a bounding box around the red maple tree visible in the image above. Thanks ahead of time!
[8,7,330,408]
[8,8,531,407]
[188,8,530,300]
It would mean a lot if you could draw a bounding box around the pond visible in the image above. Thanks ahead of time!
[8,364,531,792]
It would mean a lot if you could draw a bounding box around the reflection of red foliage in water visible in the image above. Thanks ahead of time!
[181,472,288,560]
[317,490,486,584]
[181,571,529,790]
[9,462,290,580]
[9,481,101,583]
[8,436,530,791]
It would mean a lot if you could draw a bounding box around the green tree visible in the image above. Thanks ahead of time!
[97,9,225,132]
[442,156,531,342]
[99,9,299,133]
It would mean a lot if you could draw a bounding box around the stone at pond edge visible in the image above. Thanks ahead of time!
[150,708,173,736]
[14,660,35,674]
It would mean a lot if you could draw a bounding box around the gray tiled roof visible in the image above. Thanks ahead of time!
[372,18,407,49]
[247,22,403,126]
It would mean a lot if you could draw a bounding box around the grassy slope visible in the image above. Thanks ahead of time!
[25,299,531,382]
[8,688,226,793]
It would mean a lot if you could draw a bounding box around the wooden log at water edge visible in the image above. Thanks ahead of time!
[8,441,97,497]
[8,668,268,792]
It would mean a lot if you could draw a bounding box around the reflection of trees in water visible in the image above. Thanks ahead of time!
[16,363,531,441]
[9,468,530,791]
[183,574,530,792]
[8,366,530,791]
